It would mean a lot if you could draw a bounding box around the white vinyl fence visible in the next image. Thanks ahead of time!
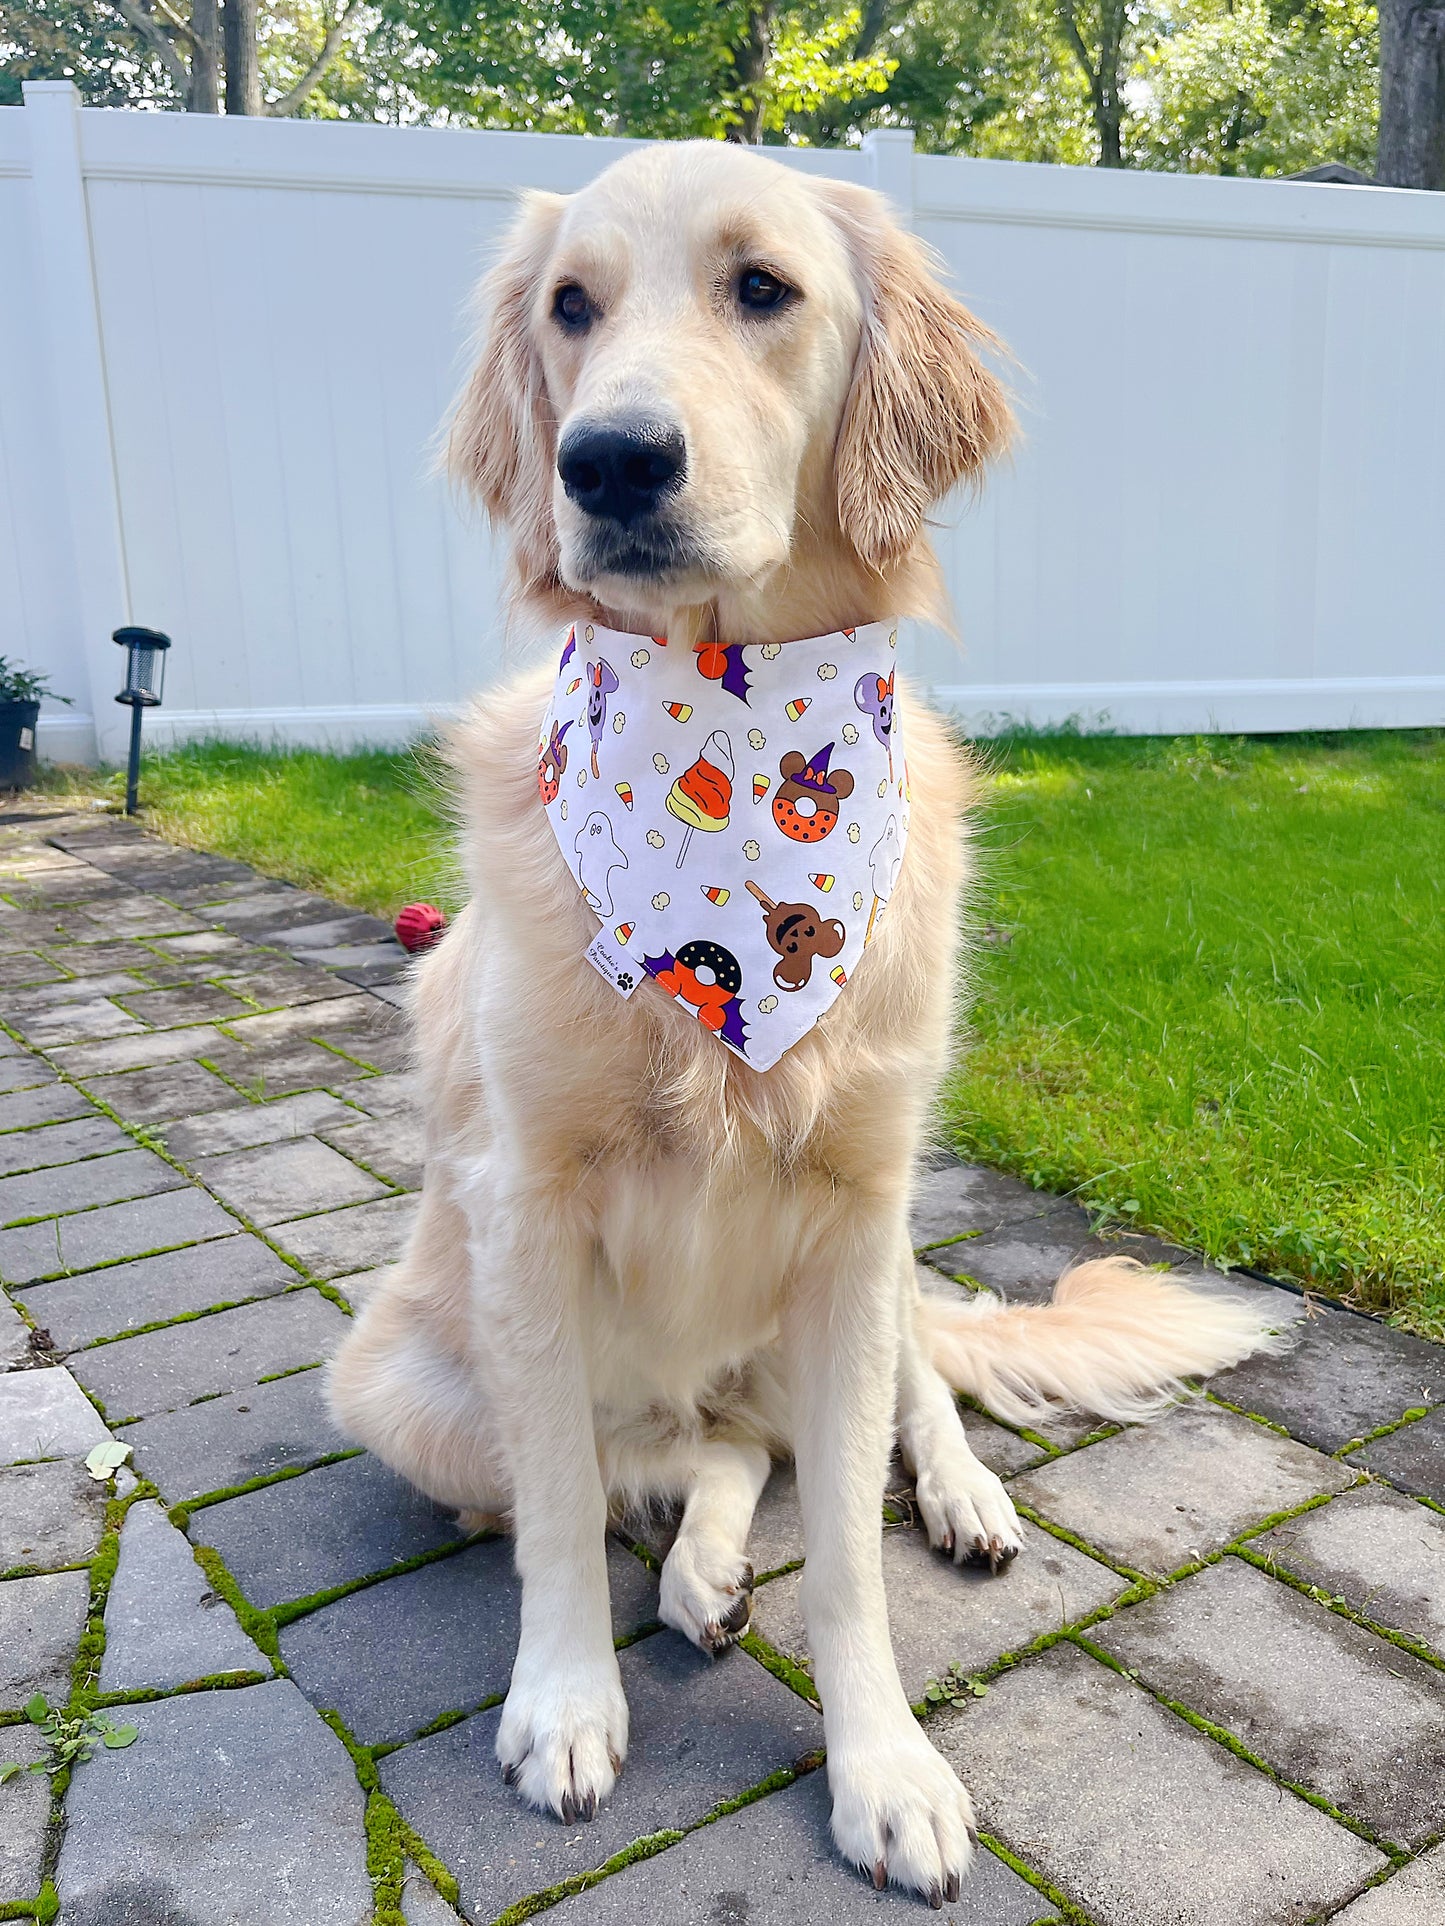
[4,82,1444,763]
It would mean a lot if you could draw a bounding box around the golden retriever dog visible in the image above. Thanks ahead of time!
[328,141,1286,1904]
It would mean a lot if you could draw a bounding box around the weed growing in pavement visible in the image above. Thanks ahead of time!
[1,1696,137,1783]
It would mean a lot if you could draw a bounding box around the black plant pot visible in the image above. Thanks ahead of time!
[0,699,41,790]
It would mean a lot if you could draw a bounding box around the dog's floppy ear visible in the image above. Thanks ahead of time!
[821,181,1014,572]
[446,191,566,597]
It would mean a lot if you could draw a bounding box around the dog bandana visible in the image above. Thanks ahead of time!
[536,620,910,1072]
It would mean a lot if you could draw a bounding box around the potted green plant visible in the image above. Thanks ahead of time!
[0,658,71,791]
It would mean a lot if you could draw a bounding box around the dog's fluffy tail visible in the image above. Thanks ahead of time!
[919,1256,1297,1429]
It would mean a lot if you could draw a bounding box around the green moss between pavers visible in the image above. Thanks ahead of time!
[1331,1406,1431,1458]
[366,1789,408,1924]
[1009,1502,1153,1587]
[1203,1391,1295,1438]
[188,1545,284,1669]
[912,1228,985,1256]
[1070,1632,1411,1865]
[1225,1482,1366,1555]
[0,1882,58,1924]
[1231,1545,1445,1674]
[169,1447,365,1525]
[254,1360,327,1387]
[977,1833,1096,1926]
[77,1289,316,1351]
[739,1630,820,1707]
[266,1530,489,1631]
[489,1760,823,1925]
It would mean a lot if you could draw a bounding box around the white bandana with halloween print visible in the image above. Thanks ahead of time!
[536,619,909,1073]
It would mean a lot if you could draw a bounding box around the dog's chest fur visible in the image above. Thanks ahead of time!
[411,666,973,1418]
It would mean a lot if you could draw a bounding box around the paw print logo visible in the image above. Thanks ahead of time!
[817,662,837,682]
[758,995,778,1015]
[652,891,670,911]
[613,712,626,734]
[747,728,766,752]
[761,644,781,660]
[847,822,861,844]
[646,829,665,849]
[743,839,761,862]
[616,970,634,992]
[630,649,650,668]
[653,753,669,775]
[841,723,859,746]
[853,890,864,912]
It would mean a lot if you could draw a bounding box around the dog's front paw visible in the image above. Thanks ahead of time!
[659,1539,754,1655]
[830,1725,977,1906]
[496,1653,628,1823]
[914,1439,1022,1574]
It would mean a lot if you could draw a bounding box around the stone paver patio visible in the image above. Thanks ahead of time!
[1,800,1442,1926]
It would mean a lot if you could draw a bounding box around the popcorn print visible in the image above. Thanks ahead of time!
[537,617,908,1073]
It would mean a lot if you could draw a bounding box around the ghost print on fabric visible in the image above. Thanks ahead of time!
[537,620,911,1072]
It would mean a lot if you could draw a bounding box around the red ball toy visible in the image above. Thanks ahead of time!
[394,902,448,954]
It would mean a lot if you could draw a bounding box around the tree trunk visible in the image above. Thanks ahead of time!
[223,0,262,115]
[727,1,774,143]
[1058,0,1129,167]
[188,0,221,112]
[1378,0,1445,188]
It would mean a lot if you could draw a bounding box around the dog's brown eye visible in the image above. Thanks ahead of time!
[737,268,790,312]
[553,284,592,329]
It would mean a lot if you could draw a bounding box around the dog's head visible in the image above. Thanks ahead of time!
[447,142,1012,622]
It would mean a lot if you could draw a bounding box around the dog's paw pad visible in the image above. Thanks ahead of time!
[660,1544,755,1655]
[831,1729,976,1901]
[914,1447,1023,1572]
[496,1659,628,1822]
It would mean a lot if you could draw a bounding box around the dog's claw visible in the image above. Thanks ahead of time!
[501,1762,519,1787]
[945,1871,961,1901]
[560,1791,576,1825]
[928,1882,944,1910]
[873,1859,888,1891]
[580,1788,598,1822]
[966,1823,978,1847]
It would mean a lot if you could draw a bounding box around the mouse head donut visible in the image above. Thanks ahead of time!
[772,742,854,845]
[538,719,570,805]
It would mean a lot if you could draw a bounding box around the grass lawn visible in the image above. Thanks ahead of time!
[40,730,1445,1336]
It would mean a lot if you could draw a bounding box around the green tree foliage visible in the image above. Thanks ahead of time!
[1135,0,1378,176]
[0,0,176,105]
[0,0,1380,174]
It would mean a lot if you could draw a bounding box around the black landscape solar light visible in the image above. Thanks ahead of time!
[113,626,170,816]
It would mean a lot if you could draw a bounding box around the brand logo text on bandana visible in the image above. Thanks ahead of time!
[537,621,909,1072]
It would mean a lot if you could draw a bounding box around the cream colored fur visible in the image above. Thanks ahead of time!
[327,140,1290,1905]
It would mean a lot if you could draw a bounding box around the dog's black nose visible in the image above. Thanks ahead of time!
[557,420,685,525]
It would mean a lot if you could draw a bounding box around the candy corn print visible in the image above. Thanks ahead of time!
[536,619,909,1072]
